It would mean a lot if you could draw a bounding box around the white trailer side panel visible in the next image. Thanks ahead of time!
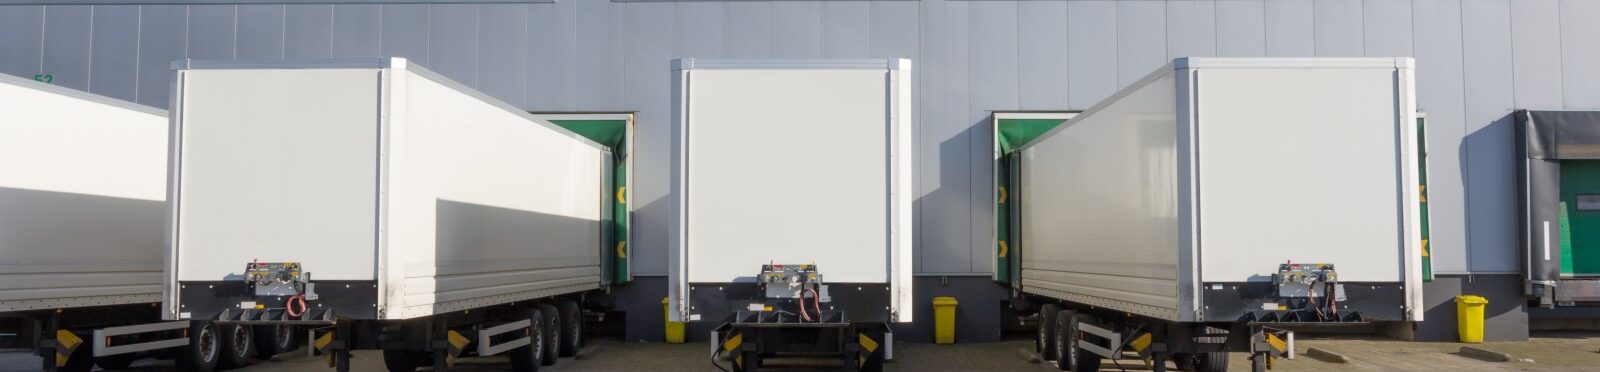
[1018,70,1183,321]
[668,59,914,322]
[1196,66,1408,283]
[169,59,606,320]
[386,67,603,318]
[0,74,167,311]
[682,69,890,283]
[1018,58,1422,322]
[173,68,381,281]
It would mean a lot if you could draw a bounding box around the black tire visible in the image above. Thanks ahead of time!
[177,322,221,372]
[510,307,546,372]
[217,323,255,369]
[1064,313,1101,372]
[534,304,560,366]
[1196,351,1229,372]
[382,349,426,372]
[1036,303,1059,361]
[556,301,582,357]
[253,324,295,360]
[1052,310,1072,371]
[94,353,137,370]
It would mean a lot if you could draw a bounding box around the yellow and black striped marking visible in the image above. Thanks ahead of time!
[54,330,82,367]
[856,333,880,368]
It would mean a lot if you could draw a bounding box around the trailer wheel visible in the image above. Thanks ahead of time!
[534,304,561,366]
[1195,351,1229,372]
[382,349,426,372]
[1051,310,1073,371]
[254,324,296,359]
[93,353,137,370]
[1059,312,1100,372]
[556,301,582,357]
[177,322,220,372]
[1036,303,1059,361]
[509,307,546,372]
[217,323,255,368]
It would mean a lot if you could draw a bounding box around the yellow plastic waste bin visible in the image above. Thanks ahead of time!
[663,297,685,344]
[934,297,958,344]
[1455,295,1487,343]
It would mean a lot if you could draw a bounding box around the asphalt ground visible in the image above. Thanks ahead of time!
[4,331,1597,371]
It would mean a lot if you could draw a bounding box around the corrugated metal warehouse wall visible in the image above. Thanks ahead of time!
[2,0,1598,341]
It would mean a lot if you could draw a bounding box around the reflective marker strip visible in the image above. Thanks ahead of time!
[1544,221,1551,261]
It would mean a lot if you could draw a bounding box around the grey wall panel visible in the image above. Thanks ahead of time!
[134,5,183,107]
[1165,0,1216,60]
[476,3,525,107]
[1460,0,1517,273]
[1017,0,1069,109]
[1362,0,1412,57]
[87,5,137,101]
[820,1,868,58]
[1562,0,1600,109]
[1214,0,1264,57]
[772,1,821,58]
[331,4,378,58]
[284,4,332,59]
[380,4,429,65]
[724,1,772,58]
[0,6,43,79]
[524,3,563,110]
[870,0,918,60]
[1313,0,1363,56]
[1264,0,1314,56]
[236,4,284,60]
[674,2,723,58]
[1509,0,1562,109]
[918,0,970,274]
[427,4,476,87]
[622,1,672,276]
[41,5,92,91]
[1412,0,1469,273]
[1068,0,1115,108]
[1116,0,1164,87]
[967,1,1016,273]
[186,5,235,60]
[571,0,618,111]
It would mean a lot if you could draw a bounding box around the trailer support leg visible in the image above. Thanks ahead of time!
[333,322,351,372]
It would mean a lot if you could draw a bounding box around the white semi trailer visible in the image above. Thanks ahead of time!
[0,73,208,371]
[667,59,913,372]
[166,58,618,372]
[1009,58,1426,372]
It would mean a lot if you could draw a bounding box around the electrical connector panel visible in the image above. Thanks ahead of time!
[1274,263,1345,301]
[243,261,308,297]
[760,264,825,300]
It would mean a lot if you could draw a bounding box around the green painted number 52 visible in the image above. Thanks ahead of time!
[33,74,53,84]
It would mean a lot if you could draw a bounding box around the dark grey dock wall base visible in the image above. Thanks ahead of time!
[612,276,1011,343]
[1416,274,1527,342]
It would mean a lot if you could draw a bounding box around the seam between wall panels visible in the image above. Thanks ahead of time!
[87,6,94,91]
[133,5,141,103]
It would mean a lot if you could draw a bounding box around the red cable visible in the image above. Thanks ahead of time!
[798,290,810,322]
[808,289,821,321]
[286,294,308,317]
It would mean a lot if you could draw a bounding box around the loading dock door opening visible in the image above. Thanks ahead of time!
[1562,161,1600,276]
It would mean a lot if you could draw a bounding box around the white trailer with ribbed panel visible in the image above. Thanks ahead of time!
[668,59,913,372]
[166,58,619,372]
[1011,58,1426,372]
[0,72,202,371]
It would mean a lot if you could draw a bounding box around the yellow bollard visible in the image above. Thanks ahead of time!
[933,297,958,344]
[1455,295,1487,343]
[663,297,685,344]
